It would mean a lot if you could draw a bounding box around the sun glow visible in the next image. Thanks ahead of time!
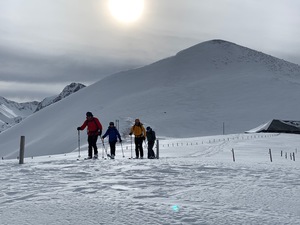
[108,0,144,24]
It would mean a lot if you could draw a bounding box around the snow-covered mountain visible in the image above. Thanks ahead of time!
[0,39,300,159]
[0,97,39,132]
[0,83,85,133]
[34,83,86,112]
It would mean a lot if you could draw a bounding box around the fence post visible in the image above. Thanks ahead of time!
[19,136,25,164]
[232,148,235,162]
[115,119,119,131]
[293,152,296,161]
[156,140,159,159]
[269,149,272,162]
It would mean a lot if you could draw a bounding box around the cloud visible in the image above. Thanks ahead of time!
[0,0,300,102]
[0,44,133,82]
[0,80,66,102]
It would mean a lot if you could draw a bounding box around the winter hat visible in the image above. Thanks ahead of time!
[109,122,114,126]
[135,119,140,123]
[86,112,93,117]
[146,126,151,131]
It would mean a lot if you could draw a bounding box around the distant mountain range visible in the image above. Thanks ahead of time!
[1,39,300,159]
[0,83,85,133]
[0,97,39,132]
[34,83,86,112]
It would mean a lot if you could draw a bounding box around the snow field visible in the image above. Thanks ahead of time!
[0,133,299,225]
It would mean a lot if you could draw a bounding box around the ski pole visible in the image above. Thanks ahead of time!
[130,135,133,159]
[120,142,125,158]
[78,130,81,158]
[101,140,104,159]
[101,138,108,156]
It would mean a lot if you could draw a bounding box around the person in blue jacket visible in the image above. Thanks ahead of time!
[101,122,122,159]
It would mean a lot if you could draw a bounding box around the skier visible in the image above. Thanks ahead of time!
[129,119,146,159]
[101,122,122,159]
[77,112,102,159]
[146,126,156,159]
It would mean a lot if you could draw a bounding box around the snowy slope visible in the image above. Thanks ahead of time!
[0,40,300,159]
[0,133,299,225]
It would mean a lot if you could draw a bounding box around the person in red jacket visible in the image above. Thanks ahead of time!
[77,112,102,159]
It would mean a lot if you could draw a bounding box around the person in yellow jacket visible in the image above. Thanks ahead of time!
[129,119,146,158]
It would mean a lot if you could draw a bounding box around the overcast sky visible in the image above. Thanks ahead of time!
[1,0,300,102]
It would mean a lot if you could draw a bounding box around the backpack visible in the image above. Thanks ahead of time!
[147,129,156,142]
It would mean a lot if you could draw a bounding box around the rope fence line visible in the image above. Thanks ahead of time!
[156,133,297,163]
[2,133,297,162]
[230,147,296,162]
[159,133,278,148]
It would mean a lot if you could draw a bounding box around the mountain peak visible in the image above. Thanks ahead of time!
[174,39,300,76]
[202,39,237,46]
[176,39,260,59]
[35,83,86,112]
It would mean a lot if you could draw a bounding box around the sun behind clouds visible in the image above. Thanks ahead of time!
[108,0,144,24]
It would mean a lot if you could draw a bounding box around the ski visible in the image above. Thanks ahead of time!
[76,155,104,161]
[107,154,115,159]
[82,156,98,160]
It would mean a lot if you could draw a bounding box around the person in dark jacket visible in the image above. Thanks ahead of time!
[102,122,122,159]
[146,126,156,159]
[77,112,102,159]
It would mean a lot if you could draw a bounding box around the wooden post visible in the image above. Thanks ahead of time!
[156,139,159,159]
[232,148,235,162]
[19,136,25,164]
[293,152,296,161]
[269,148,272,162]
[115,119,119,131]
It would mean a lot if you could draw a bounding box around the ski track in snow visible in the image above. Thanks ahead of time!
[0,133,300,225]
